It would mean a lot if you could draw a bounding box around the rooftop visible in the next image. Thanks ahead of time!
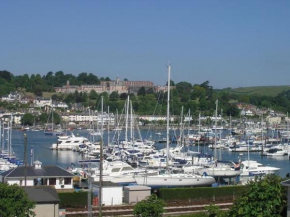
[1,165,73,178]
[23,186,60,204]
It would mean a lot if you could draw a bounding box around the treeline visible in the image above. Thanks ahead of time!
[1,70,290,117]
[0,70,111,97]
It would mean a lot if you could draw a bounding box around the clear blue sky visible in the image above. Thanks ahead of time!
[1,1,290,88]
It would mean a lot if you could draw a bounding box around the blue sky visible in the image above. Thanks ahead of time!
[1,1,290,88]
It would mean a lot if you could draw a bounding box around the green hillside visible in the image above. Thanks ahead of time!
[223,85,290,97]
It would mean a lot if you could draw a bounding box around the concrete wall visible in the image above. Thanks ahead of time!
[33,203,59,217]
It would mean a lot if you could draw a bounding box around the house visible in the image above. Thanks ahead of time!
[33,98,52,108]
[1,91,22,102]
[52,102,68,109]
[0,161,74,190]
[281,179,290,217]
[23,186,60,217]
[267,116,281,125]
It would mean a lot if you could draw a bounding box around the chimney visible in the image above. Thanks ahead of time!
[33,160,42,169]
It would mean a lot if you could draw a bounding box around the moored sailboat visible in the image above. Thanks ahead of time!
[134,64,215,188]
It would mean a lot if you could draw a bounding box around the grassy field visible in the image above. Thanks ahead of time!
[223,85,290,97]
[26,92,68,99]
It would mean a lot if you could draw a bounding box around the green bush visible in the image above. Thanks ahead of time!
[157,186,248,201]
[58,191,91,208]
[133,194,165,217]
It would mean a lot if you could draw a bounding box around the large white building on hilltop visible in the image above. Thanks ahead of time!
[54,78,171,94]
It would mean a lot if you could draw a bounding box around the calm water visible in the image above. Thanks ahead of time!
[9,129,290,177]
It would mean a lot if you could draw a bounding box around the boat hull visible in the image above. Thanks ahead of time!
[134,174,215,188]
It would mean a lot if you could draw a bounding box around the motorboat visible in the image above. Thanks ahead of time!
[91,160,158,185]
[50,133,89,150]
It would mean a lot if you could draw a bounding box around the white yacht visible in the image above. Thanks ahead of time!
[50,133,89,150]
[91,160,158,185]
[239,160,280,184]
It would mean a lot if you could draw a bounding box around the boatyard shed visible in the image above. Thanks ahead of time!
[124,185,151,204]
[92,181,122,205]
[0,161,74,190]
[281,179,290,217]
[23,186,60,217]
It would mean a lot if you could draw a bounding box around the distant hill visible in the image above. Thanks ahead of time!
[221,85,290,97]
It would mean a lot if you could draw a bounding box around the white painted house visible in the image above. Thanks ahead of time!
[0,161,74,190]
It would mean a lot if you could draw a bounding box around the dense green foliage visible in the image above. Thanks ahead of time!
[0,70,109,97]
[205,204,227,217]
[58,191,90,208]
[228,174,286,217]
[2,70,290,116]
[0,183,35,217]
[21,113,34,126]
[133,194,165,217]
[157,185,248,201]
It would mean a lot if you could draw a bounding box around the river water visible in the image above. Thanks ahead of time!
[9,129,290,177]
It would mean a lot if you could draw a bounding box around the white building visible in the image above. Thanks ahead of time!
[52,102,68,109]
[1,92,22,102]
[138,115,176,122]
[0,161,74,190]
[0,113,24,125]
[62,113,115,125]
[33,99,52,108]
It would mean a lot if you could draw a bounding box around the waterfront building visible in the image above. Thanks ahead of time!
[137,115,176,122]
[61,112,115,125]
[0,161,74,190]
[0,112,24,125]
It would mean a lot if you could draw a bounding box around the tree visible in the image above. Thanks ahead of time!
[166,79,175,86]
[22,113,34,126]
[229,174,286,217]
[0,183,35,217]
[33,85,43,97]
[133,194,165,217]
[119,93,128,100]
[89,90,98,100]
[137,87,146,96]
[109,91,119,101]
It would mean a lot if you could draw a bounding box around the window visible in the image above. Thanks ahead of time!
[64,178,71,185]
[111,168,121,173]
[49,178,56,185]
[59,178,64,185]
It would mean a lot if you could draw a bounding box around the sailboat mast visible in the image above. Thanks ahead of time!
[180,106,184,146]
[198,112,201,153]
[51,106,53,132]
[125,96,129,143]
[214,99,218,160]
[107,106,110,146]
[166,64,171,169]
[0,120,2,152]
[130,100,133,144]
[99,96,104,216]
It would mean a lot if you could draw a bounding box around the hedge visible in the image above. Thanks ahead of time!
[58,191,92,208]
[157,185,248,201]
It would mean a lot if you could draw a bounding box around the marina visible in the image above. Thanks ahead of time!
[1,127,290,181]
